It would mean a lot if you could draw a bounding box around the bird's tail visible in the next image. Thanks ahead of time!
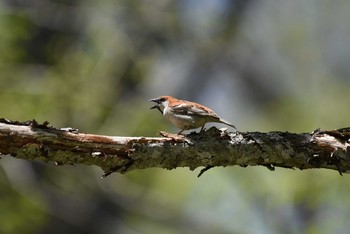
[219,119,237,130]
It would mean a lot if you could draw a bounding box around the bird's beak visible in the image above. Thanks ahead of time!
[149,98,163,114]
[150,104,163,114]
[149,98,160,104]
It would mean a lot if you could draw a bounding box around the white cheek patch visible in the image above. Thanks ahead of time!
[161,100,169,107]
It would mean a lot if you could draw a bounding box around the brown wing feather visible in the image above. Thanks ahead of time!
[170,100,220,120]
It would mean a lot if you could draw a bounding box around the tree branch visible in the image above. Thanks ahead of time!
[0,118,349,177]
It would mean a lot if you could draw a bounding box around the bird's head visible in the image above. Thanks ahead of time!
[150,95,174,107]
[150,96,177,114]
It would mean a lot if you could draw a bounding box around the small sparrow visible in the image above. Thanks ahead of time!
[150,96,237,134]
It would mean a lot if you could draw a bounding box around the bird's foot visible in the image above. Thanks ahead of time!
[199,125,206,133]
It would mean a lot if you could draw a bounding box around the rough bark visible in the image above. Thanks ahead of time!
[0,118,349,177]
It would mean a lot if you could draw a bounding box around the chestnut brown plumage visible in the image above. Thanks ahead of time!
[150,96,237,134]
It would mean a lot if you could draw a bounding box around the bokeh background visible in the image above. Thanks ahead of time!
[1,0,350,233]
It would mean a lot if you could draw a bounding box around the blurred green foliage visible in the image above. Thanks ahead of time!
[1,0,350,233]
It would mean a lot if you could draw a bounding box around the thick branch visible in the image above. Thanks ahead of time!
[0,119,349,177]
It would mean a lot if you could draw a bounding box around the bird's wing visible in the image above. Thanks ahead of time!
[171,101,220,120]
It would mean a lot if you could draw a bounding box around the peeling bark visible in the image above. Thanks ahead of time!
[0,118,349,177]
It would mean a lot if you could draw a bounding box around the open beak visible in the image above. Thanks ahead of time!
[149,98,160,104]
[149,98,163,114]
[150,104,163,114]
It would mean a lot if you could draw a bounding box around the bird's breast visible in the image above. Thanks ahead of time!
[163,108,208,129]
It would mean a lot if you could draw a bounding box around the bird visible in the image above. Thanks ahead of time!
[150,95,237,134]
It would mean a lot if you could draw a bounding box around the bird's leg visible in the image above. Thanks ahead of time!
[200,124,206,133]
[177,129,184,135]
